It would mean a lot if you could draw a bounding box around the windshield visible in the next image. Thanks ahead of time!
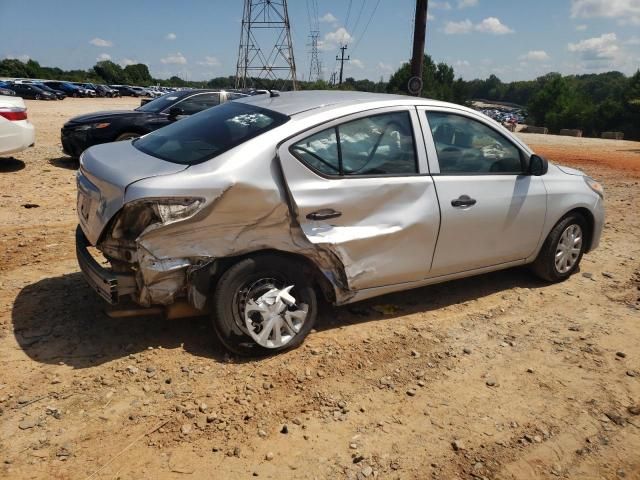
[135,93,182,113]
[133,102,289,165]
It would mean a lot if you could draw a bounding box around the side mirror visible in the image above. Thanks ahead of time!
[529,154,548,176]
[168,106,184,119]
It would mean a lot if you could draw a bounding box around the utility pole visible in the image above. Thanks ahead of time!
[336,45,350,86]
[408,0,428,96]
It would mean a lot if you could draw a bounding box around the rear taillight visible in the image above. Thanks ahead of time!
[0,107,27,121]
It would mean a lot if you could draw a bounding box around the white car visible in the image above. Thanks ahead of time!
[0,96,35,156]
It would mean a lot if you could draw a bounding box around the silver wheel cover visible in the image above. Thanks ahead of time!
[244,285,308,348]
[555,224,583,274]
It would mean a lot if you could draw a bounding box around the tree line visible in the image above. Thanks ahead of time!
[1,56,639,139]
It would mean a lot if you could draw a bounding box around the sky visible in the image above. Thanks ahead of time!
[1,0,639,83]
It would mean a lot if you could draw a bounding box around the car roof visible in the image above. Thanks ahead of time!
[233,90,456,116]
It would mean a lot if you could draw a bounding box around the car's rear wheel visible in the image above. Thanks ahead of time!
[212,255,318,356]
[531,213,587,282]
[115,132,141,141]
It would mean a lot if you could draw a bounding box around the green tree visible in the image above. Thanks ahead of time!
[386,55,461,103]
[123,64,152,85]
[0,58,30,77]
[93,60,128,84]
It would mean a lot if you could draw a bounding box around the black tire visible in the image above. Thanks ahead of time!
[212,255,318,356]
[531,213,587,282]
[115,132,141,141]
[35,94,41,100]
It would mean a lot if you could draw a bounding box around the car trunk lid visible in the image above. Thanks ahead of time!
[78,140,188,244]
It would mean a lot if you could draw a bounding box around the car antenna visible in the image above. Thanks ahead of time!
[268,89,279,98]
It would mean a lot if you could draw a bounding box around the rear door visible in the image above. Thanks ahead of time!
[419,107,547,276]
[278,107,440,291]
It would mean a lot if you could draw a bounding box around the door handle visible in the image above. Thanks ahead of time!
[306,209,342,221]
[451,195,477,207]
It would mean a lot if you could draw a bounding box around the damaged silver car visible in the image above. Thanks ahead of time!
[76,91,605,355]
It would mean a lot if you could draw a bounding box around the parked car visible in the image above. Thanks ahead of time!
[75,91,605,355]
[6,83,56,100]
[43,81,83,97]
[70,83,95,97]
[28,82,66,100]
[0,95,35,156]
[0,81,16,97]
[109,85,140,97]
[129,86,152,97]
[77,83,99,97]
[62,89,247,158]
[94,84,118,97]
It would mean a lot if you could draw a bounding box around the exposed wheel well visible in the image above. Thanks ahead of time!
[210,249,337,304]
[565,207,595,252]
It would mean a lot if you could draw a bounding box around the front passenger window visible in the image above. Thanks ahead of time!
[427,112,523,174]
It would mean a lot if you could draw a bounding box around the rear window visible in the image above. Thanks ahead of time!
[133,102,289,165]
[136,93,182,113]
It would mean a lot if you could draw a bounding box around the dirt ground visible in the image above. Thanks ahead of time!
[1,98,639,480]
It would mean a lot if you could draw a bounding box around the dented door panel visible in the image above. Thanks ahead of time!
[278,107,440,291]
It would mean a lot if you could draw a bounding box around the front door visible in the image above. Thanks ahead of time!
[278,107,440,291]
[420,108,547,276]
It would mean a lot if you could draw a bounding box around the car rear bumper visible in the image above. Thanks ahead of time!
[76,226,136,304]
[0,119,35,156]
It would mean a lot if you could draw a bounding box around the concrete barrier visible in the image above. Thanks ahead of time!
[560,129,583,137]
[523,126,548,134]
[601,131,624,140]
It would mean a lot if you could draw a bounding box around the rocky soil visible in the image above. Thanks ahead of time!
[0,98,639,479]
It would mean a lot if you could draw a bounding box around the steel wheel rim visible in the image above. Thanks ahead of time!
[236,278,308,349]
[555,224,583,274]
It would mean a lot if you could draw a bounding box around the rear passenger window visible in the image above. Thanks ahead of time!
[290,111,417,177]
[427,112,523,174]
[290,128,340,175]
[175,93,221,115]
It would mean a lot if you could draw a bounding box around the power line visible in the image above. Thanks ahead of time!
[351,0,381,55]
[350,0,366,40]
[344,0,353,31]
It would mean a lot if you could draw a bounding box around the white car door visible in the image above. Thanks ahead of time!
[419,107,547,276]
[278,107,440,291]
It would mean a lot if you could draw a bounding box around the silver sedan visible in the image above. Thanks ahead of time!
[76,91,605,355]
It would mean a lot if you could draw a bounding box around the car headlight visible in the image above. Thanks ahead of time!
[584,176,604,199]
[110,198,204,240]
[74,122,111,131]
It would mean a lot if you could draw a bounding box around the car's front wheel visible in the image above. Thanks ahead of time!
[212,255,318,356]
[531,213,587,282]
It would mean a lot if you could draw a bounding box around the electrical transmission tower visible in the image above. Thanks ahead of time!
[306,0,321,82]
[308,31,322,82]
[235,0,298,90]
